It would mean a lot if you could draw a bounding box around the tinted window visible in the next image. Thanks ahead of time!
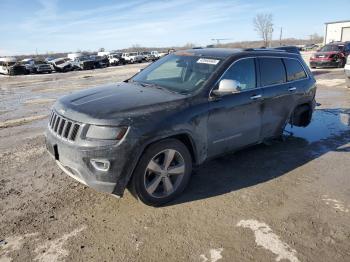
[283,59,307,81]
[221,58,256,91]
[259,58,286,86]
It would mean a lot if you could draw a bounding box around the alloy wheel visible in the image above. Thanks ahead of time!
[144,149,185,198]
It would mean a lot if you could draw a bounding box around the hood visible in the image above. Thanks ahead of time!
[54,82,188,125]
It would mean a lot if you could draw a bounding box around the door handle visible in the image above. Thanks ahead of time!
[288,87,297,92]
[250,94,262,100]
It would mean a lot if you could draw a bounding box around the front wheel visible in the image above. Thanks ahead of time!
[130,139,192,206]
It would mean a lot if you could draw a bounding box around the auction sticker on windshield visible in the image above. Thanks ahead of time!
[197,58,220,65]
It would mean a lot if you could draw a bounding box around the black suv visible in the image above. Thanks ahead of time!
[45,48,316,206]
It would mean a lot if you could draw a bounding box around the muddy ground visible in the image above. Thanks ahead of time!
[0,61,349,262]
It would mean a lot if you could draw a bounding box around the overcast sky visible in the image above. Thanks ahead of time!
[0,0,349,55]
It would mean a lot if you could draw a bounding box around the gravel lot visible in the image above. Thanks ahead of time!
[1,59,350,262]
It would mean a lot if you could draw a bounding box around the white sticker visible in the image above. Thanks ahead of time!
[197,58,220,65]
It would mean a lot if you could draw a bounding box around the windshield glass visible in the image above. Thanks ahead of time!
[132,54,222,93]
[55,60,66,65]
[320,45,344,52]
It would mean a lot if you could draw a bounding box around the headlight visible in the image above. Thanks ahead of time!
[85,125,128,140]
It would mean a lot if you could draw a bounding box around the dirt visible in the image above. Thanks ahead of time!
[1,62,350,262]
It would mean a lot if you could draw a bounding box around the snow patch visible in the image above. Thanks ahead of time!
[34,226,86,262]
[0,233,38,262]
[322,195,349,213]
[237,219,299,262]
[200,248,223,262]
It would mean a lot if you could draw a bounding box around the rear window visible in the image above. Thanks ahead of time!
[259,58,286,86]
[283,59,307,81]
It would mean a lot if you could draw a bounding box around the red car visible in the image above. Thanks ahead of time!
[309,41,350,68]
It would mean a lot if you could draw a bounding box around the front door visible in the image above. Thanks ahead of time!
[207,57,263,158]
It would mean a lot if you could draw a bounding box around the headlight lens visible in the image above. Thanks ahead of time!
[85,125,128,140]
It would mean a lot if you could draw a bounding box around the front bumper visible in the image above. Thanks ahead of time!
[310,60,340,68]
[45,127,133,194]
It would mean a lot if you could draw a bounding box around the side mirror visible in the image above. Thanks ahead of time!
[212,79,240,96]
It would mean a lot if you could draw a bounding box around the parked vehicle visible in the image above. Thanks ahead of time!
[302,44,319,51]
[21,59,52,74]
[140,51,153,61]
[345,56,350,88]
[71,56,95,70]
[45,47,316,206]
[309,41,350,68]
[50,58,73,72]
[122,52,143,63]
[108,53,123,66]
[90,55,110,68]
[150,51,161,59]
[0,57,27,75]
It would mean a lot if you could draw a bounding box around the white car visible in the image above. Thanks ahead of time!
[345,56,350,88]
[122,52,143,63]
[108,53,122,66]
[0,57,27,75]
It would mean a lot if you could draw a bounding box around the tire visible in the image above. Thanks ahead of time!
[338,58,346,68]
[130,139,192,206]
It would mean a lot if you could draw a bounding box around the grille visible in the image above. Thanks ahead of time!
[48,111,81,141]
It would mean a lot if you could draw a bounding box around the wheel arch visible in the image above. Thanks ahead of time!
[290,102,313,127]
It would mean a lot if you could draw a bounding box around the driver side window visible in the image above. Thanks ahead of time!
[221,58,256,91]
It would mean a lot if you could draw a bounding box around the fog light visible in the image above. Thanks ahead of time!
[90,159,110,171]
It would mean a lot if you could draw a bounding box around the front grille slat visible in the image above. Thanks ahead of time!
[70,124,80,141]
[48,111,80,142]
[64,122,72,138]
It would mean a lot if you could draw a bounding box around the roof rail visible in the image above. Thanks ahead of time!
[244,46,300,54]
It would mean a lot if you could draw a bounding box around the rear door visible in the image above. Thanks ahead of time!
[259,57,307,138]
[207,57,263,157]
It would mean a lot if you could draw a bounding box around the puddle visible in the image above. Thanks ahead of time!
[286,109,350,143]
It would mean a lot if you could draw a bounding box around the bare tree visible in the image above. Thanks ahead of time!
[253,13,273,47]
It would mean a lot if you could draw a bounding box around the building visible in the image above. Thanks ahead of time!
[324,20,350,44]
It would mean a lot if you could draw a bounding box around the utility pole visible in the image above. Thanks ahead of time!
[279,27,283,46]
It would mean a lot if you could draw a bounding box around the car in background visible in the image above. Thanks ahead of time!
[150,51,161,59]
[0,57,28,75]
[140,51,153,61]
[309,41,350,68]
[21,59,52,74]
[302,44,319,51]
[345,56,350,88]
[50,58,73,72]
[108,53,123,66]
[90,55,110,68]
[71,56,95,70]
[122,52,143,63]
[45,47,316,206]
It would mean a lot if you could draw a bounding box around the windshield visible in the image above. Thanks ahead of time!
[55,60,66,65]
[320,45,344,52]
[132,54,222,93]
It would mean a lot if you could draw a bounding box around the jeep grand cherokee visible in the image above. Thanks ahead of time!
[45,48,316,206]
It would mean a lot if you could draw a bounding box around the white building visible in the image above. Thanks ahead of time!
[324,20,350,44]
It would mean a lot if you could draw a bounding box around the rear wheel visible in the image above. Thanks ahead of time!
[338,58,346,68]
[130,139,192,206]
[290,104,312,127]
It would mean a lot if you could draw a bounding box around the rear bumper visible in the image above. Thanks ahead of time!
[310,60,340,68]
